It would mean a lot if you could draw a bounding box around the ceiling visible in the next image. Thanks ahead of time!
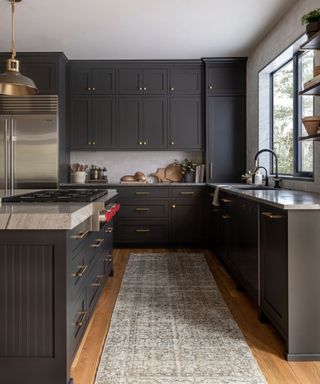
[0,0,297,59]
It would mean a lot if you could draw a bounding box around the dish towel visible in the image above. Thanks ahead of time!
[212,185,233,206]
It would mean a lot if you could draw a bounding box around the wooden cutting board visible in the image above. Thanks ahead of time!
[165,163,183,182]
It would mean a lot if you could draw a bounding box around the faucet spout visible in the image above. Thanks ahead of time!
[254,149,281,188]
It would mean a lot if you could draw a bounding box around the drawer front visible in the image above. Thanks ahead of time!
[69,220,90,252]
[171,187,204,198]
[71,247,89,297]
[86,232,107,265]
[219,191,236,209]
[87,257,106,313]
[116,220,169,243]
[69,290,87,355]
[118,187,169,199]
[118,201,169,219]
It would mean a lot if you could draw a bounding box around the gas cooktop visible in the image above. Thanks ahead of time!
[2,189,108,203]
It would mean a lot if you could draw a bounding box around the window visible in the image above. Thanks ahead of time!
[271,50,314,178]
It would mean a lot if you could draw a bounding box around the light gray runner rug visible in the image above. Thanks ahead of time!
[95,253,266,384]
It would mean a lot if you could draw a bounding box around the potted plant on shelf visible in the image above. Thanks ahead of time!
[176,159,196,182]
[301,8,320,39]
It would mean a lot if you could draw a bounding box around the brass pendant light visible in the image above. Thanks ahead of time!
[0,0,38,96]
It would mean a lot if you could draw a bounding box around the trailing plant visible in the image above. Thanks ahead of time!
[301,9,320,25]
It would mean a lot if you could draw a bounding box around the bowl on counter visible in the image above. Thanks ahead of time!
[302,116,320,136]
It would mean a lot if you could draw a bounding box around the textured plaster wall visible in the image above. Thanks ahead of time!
[70,151,203,183]
[247,0,320,192]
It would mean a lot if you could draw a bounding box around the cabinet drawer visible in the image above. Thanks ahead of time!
[70,247,89,297]
[116,220,169,243]
[171,187,204,198]
[87,257,106,313]
[69,290,87,355]
[219,191,236,209]
[118,201,169,219]
[87,232,107,265]
[69,220,90,252]
[118,187,169,199]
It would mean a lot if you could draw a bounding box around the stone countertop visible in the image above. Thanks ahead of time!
[0,189,118,230]
[60,182,207,188]
[208,183,320,210]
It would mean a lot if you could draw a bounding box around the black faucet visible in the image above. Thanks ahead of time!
[255,166,268,186]
[254,149,281,189]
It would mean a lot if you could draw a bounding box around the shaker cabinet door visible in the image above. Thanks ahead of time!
[118,97,143,148]
[91,68,116,94]
[169,96,202,150]
[92,98,117,149]
[70,98,91,149]
[206,96,246,182]
[169,68,202,95]
[206,63,246,96]
[118,69,143,94]
[143,69,168,95]
[70,68,91,94]
[143,98,168,149]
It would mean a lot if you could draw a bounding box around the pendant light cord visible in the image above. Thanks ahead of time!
[10,0,16,59]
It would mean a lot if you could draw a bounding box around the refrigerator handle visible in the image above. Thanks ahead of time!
[10,119,14,193]
[4,119,9,194]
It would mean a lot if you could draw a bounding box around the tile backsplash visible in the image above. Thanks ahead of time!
[70,151,204,183]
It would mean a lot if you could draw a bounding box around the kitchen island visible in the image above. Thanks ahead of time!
[0,190,118,384]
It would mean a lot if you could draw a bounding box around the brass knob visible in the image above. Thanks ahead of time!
[171,141,175,145]
[170,87,174,91]
[172,204,176,208]
[139,87,143,91]
[92,141,96,145]
[143,141,147,145]
[88,87,92,91]
[92,87,96,91]
[88,141,91,145]
[143,87,147,91]
[139,141,143,145]
[209,85,213,90]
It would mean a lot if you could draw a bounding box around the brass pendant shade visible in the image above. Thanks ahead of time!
[0,0,38,96]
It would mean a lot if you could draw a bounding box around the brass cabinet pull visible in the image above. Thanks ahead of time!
[143,87,147,91]
[72,264,88,278]
[92,87,96,91]
[74,311,87,327]
[105,227,113,233]
[135,191,150,195]
[139,141,143,145]
[136,229,150,233]
[180,191,195,195]
[105,254,112,262]
[261,212,284,219]
[135,207,150,211]
[91,275,104,287]
[139,87,143,91]
[172,204,176,208]
[221,198,232,203]
[209,85,213,90]
[88,87,92,91]
[170,87,174,91]
[170,141,175,145]
[88,141,91,145]
[90,238,104,248]
[143,141,147,145]
[71,230,89,240]
[222,214,231,220]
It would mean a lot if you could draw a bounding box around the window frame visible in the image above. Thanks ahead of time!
[270,50,314,178]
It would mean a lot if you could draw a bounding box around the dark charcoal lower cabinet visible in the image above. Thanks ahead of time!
[260,204,288,339]
[114,186,205,245]
[0,215,115,384]
[237,198,258,304]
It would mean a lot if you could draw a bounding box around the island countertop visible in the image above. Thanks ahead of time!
[0,189,118,230]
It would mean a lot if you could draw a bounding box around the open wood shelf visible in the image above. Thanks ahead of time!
[300,30,320,50]
[299,133,320,141]
[299,81,320,96]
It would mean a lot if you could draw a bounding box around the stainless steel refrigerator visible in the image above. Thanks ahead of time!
[0,95,59,196]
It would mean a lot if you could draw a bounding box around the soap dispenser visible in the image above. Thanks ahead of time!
[254,170,262,185]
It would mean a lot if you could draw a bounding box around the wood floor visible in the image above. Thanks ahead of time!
[71,248,320,384]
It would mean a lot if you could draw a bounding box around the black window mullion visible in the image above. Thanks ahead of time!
[293,54,299,176]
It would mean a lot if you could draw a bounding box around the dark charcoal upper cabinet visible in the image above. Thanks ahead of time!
[21,62,57,94]
[118,96,168,149]
[69,64,116,94]
[205,59,247,183]
[206,96,246,182]
[169,96,202,150]
[118,97,143,148]
[118,68,168,95]
[169,68,202,94]
[143,97,168,148]
[237,198,258,304]
[70,97,117,149]
[260,205,288,338]
[206,61,246,96]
